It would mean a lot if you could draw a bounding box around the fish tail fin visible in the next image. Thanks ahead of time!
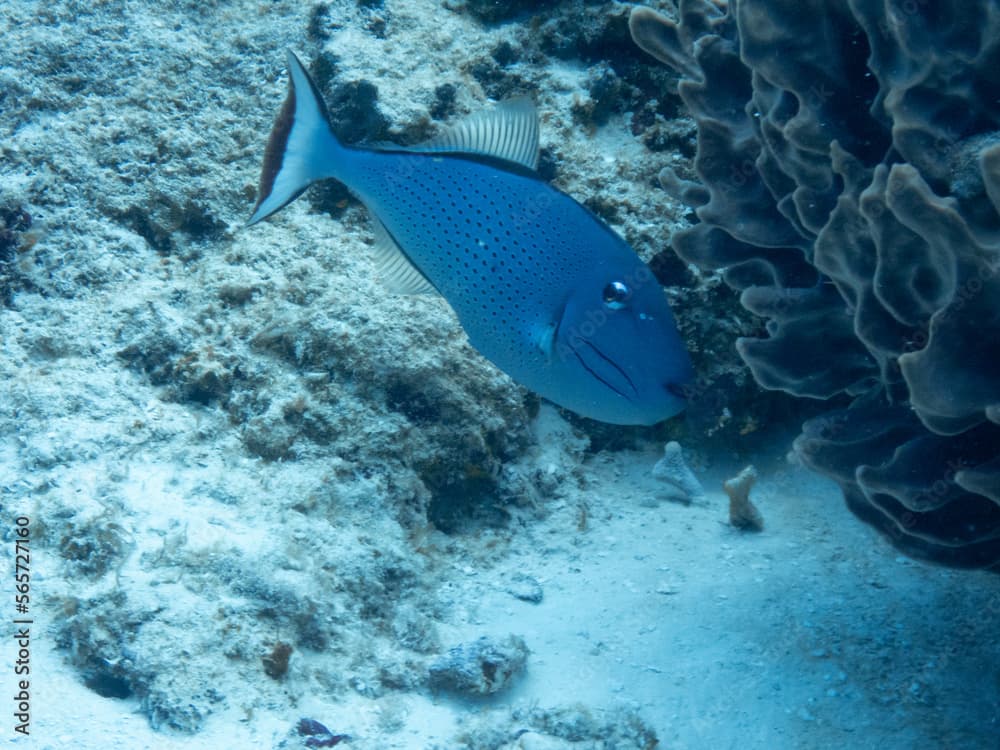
[247,51,343,226]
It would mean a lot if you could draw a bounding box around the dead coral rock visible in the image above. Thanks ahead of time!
[428,634,528,695]
[57,591,224,733]
[248,303,533,529]
[724,465,763,532]
[114,193,226,257]
[242,406,301,461]
[59,517,132,578]
[116,302,239,406]
[505,572,544,604]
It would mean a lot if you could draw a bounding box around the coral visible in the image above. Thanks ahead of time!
[652,440,705,502]
[723,464,763,532]
[630,0,1000,567]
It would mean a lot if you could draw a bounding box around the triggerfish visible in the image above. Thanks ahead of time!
[249,52,693,425]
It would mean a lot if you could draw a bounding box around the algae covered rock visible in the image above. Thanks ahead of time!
[429,634,529,695]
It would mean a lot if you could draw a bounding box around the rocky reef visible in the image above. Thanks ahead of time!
[630,0,1000,567]
[5,0,999,746]
[0,0,707,742]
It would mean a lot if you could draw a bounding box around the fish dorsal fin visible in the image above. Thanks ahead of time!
[370,215,438,295]
[408,97,539,171]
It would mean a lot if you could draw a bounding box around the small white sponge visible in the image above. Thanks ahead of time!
[652,441,705,502]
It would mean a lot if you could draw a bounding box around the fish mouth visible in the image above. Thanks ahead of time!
[570,339,638,402]
[664,382,689,400]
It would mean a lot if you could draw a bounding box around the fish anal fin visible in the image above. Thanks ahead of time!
[370,217,438,295]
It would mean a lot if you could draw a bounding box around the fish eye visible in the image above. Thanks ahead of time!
[602,281,631,310]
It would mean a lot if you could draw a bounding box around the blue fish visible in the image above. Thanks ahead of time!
[249,52,693,425]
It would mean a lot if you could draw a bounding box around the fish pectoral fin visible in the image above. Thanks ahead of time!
[370,216,438,295]
[533,319,559,361]
[403,97,539,171]
[534,300,569,361]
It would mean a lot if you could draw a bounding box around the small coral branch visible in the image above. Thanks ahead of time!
[724,465,763,532]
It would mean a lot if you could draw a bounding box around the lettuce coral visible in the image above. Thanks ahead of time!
[631,0,1000,567]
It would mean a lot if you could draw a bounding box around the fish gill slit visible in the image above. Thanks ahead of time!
[581,340,639,396]
[572,349,632,402]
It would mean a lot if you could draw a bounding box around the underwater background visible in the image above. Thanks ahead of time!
[1,0,998,748]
